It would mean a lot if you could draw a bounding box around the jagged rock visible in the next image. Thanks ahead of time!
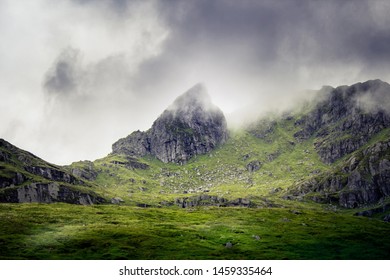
[0,182,104,205]
[267,152,280,162]
[246,160,261,172]
[0,172,26,188]
[289,139,390,208]
[24,166,81,184]
[225,242,233,248]
[112,130,149,157]
[0,150,11,162]
[71,161,98,181]
[112,84,228,163]
[242,154,251,160]
[110,157,149,170]
[227,198,252,207]
[111,197,124,204]
[0,138,104,205]
[174,195,252,208]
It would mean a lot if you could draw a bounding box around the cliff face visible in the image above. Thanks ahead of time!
[288,79,390,208]
[112,84,228,163]
[294,79,390,163]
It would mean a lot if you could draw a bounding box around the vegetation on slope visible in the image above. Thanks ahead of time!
[1,203,389,260]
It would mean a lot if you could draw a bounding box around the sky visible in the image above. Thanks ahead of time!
[1,0,390,165]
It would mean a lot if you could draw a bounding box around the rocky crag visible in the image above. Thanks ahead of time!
[294,79,390,163]
[112,84,228,164]
[287,79,390,208]
[0,139,105,204]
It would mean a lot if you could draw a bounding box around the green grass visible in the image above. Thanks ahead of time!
[0,203,389,260]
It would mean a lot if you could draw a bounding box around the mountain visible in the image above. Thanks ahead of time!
[1,79,390,260]
[0,139,105,204]
[112,83,228,164]
[1,79,390,212]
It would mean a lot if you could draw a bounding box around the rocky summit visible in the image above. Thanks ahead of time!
[112,84,228,163]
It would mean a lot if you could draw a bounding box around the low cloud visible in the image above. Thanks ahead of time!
[354,81,390,114]
[44,48,80,96]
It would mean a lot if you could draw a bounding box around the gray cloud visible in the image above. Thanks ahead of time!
[137,0,390,85]
[44,48,80,95]
[2,0,390,164]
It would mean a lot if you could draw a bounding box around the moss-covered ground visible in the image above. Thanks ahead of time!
[1,203,389,260]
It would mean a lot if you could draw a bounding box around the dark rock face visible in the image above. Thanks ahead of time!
[339,141,390,208]
[0,138,105,205]
[174,195,252,208]
[294,80,390,163]
[289,139,390,208]
[112,130,150,158]
[111,197,124,204]
[0,171,26,188]
[24,166,81,184]
[246,160,261,172]
[110,157,149,170]
[0,182,104,205]
[112,84,228,163]
[71,161,98,181]
[287,80,390,208]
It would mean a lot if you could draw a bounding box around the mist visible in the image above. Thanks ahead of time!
[1,0,390,165]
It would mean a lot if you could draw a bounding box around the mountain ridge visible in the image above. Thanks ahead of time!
[1,79,390,213]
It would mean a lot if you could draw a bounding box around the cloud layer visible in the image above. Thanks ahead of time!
[1,0,390,164]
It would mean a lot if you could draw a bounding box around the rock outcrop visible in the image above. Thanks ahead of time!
[294,79,390,163]
[174,195,253,208]
[288,134,390,208]
[0,138,105,204]
[0,182,104,205]
[285,80,390,208]
[112,84,228,163]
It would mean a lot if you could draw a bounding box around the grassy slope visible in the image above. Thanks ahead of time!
[1,203,389,260]
[85,114,331,207]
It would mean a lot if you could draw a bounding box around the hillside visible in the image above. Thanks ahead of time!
[0,139,104,204]
[1,79,390,259]
[65,80,390,213]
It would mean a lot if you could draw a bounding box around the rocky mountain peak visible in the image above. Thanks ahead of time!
[112,84,228,164]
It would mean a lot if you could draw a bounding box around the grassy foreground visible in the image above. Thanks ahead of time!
[1,203,389,260]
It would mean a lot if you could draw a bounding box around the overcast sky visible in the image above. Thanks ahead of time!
[1,0,390,165]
